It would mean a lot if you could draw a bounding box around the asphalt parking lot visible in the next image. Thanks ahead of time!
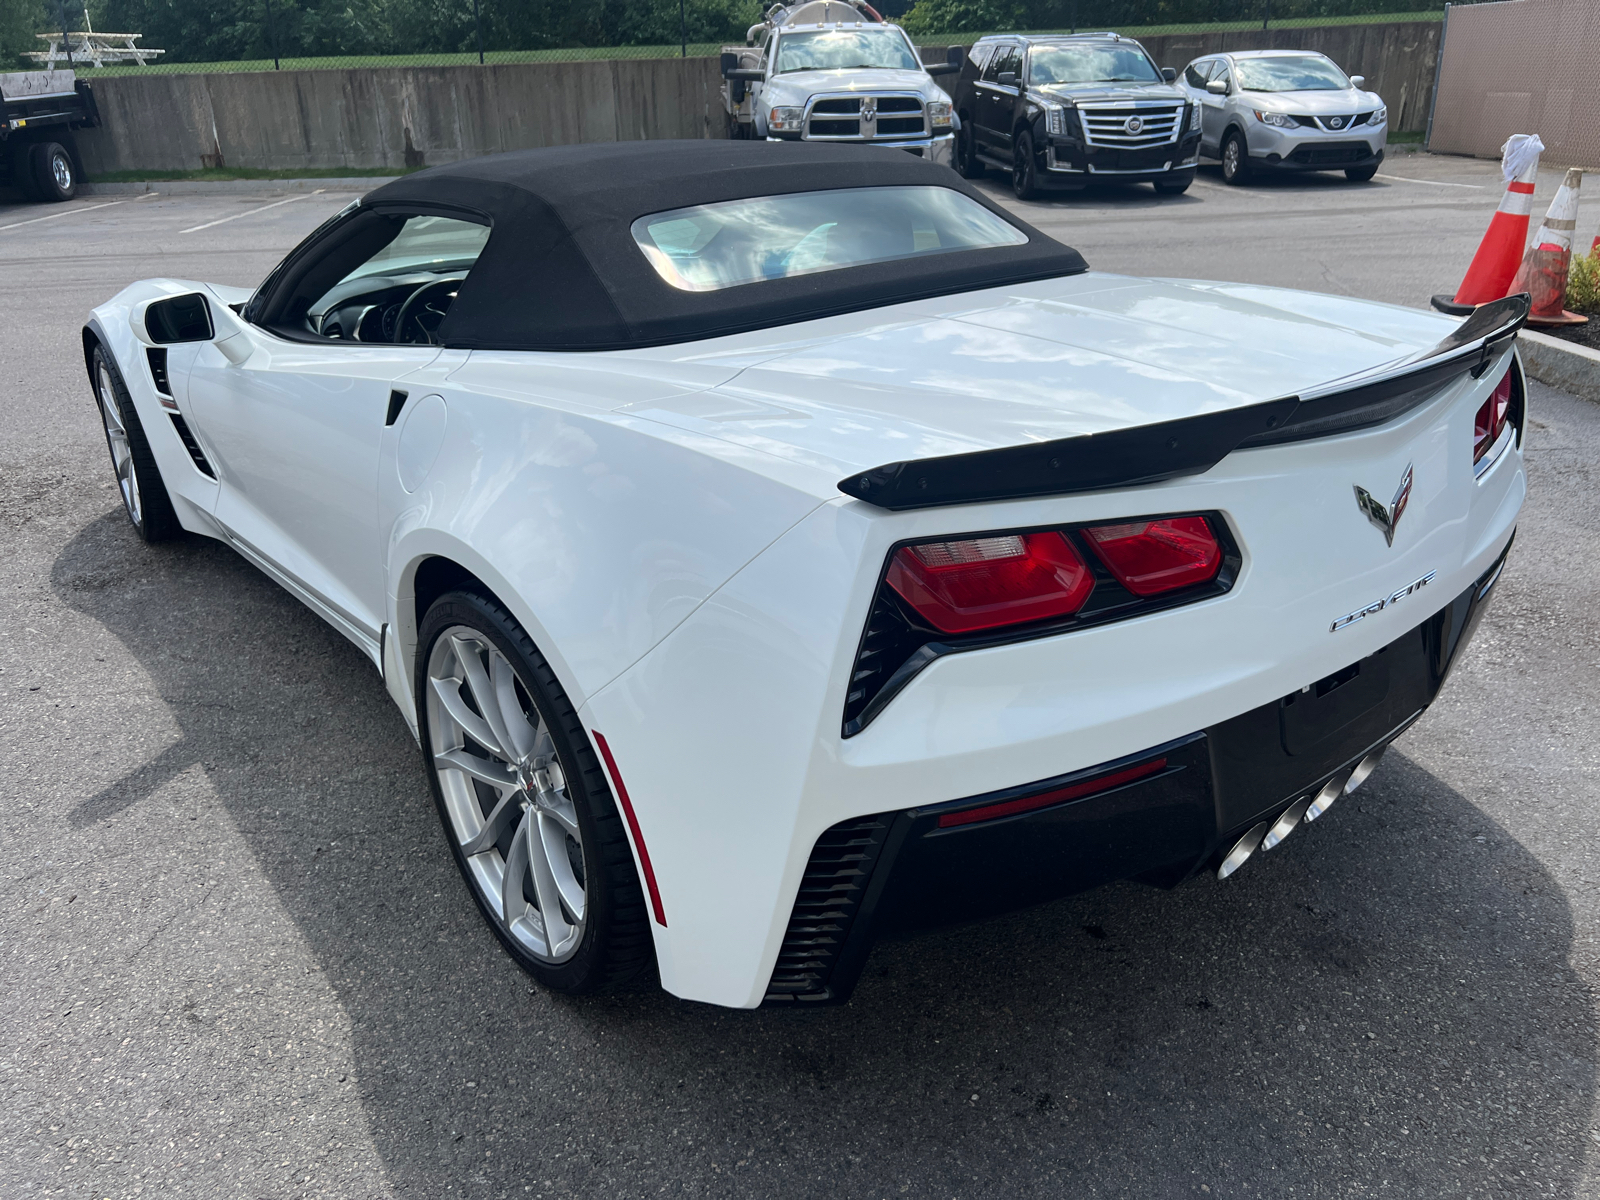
[3,153,1599,1199]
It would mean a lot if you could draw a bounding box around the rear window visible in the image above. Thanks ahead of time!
[631,186,1029,293]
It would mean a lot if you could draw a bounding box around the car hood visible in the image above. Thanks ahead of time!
[1036,81,1185,104]
[620,272,1457,481]
[764,67,947,102]
[1241,87,1379,114]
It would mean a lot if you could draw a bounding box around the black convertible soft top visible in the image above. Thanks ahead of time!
[358,140,1088,352]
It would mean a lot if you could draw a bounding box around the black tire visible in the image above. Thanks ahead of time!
[1221,129,1251,186]
[30,141,76,202]
[1153,173,1192,195]
[1346,164,1379,183]
[90,344,182,543]
[417,589,654,994]
[1012,129,1040,200]
[954,122,986,179]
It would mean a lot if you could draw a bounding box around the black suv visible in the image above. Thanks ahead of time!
[950,33,1202,198]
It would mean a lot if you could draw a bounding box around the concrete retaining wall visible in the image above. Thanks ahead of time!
[77,56,729,174]
[77,19,1439,176]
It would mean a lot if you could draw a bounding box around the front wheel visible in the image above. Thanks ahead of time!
[90,345,181,542]
[1346,163,1379,182]
[1012,130,1040,200]
[1221,130,1251,186]
[418,589,654,994]
[954,123,986,179]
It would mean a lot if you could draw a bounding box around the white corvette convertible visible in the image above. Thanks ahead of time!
[84,141,1526,1009]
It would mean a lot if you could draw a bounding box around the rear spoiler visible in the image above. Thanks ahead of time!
[837,293,1529,512]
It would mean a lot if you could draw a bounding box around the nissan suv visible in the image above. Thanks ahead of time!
[1178,50,1387,184]
[950,32,1201,198]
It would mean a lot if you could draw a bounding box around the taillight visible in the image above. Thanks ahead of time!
[1474,367,1512,465]
[885,532,1093,634]
[1082,516,1223,597]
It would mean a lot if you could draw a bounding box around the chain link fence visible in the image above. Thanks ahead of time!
[0,0,1467,75]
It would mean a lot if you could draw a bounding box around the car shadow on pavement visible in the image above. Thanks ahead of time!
[55,512,1595,1199]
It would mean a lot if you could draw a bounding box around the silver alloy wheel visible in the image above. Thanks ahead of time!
[96,362,140,524]
[426,626,587,963]
[51,150,71,191]
[1223,137,1241,180]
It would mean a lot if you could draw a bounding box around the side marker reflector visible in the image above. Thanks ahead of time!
[592,730,667,927]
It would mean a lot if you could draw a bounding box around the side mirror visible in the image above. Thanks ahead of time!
[1349,74,1365,87]
[141,293,213,344]
[947,44,965,67]
[133,292,253,365]
[720,51,738,77]
[998,71,1017,86]
[1161,66,1177,82]
[1206,79,1228,95]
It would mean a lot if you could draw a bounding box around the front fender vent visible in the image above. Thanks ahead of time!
[169,414,215,479]
[764,814,892,1003]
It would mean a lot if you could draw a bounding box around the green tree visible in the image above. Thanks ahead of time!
[1,0,47,70]
[899,0,1024,35]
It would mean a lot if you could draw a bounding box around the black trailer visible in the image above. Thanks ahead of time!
[1,70,100,203]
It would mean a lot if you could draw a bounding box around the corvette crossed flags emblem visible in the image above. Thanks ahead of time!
[1354,464,1413,547]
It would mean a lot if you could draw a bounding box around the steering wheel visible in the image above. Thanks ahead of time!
[395,277,465,345]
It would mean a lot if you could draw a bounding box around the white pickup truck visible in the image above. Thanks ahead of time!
[721,0,963,166]
[1,70,98,202]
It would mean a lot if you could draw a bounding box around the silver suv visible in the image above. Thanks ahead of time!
[1178,50,1387,184]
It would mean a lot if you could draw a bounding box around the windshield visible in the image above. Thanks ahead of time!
[632,186,1027,293]
[1233,55,1351,92]
[1028,44,1161,85]
[774,29,920,74]
[345,214,491,281]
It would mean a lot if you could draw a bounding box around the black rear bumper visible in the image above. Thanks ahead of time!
[765,539,1512,1005]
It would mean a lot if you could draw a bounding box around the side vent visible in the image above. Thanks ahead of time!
[764,813,892,1003]
[169,414,216,479]
[385,390,409,426]
[146,347,170,396]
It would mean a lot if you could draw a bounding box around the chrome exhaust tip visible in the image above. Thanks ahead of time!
[1304,772,1348,823]
[1217,821,1269,880]
[1343,746,1386,794]
[1261,794,1313,851]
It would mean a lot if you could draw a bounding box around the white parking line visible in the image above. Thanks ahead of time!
[0,200,125,231]
[1376,174,1486,189]
[180,189,325,234]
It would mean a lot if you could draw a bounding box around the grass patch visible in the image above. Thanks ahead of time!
[89,165,418,182]
[68,11,1444,76]
[1567,251,1600,314]
[1387,130,1425,144]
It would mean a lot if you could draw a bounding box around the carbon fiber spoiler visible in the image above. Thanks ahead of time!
[837,293,1529,512]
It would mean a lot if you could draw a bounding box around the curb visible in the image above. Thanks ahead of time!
[1519,329,1600,405]
[80,177,399,196]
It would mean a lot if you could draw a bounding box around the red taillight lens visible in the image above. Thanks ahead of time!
[1082,516,1222,597]
[1474,367,1513,464]
[886,531,1093,634]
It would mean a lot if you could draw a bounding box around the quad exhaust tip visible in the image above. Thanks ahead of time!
[1217,821,1268,880]
[1216,745,1388,879]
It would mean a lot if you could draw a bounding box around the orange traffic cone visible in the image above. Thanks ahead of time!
[1432,133,1544,315]
[1510,167,1587,327]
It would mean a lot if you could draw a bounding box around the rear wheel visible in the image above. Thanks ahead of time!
[9,142,41,201]
[1221,130,1251,186]
[954,123,986,179]
[1346,163,1379,183]
[30,141,76,202]
[1012,130,1040,200]
[90,345,181,542]
[418,589,654,994]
